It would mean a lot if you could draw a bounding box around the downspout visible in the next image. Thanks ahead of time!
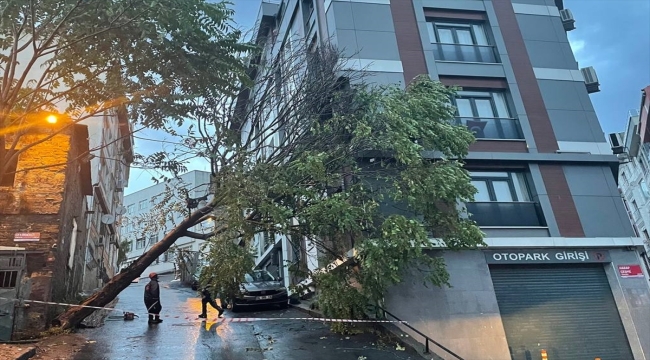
[314,0,329,45]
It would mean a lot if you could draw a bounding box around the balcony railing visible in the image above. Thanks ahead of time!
[455,117,522,140]
[466,202,546,227]
[432,43,498,63]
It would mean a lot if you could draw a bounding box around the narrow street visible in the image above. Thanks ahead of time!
[74,275,423,360]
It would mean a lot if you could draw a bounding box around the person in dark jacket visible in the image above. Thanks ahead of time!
[198,284,224,319]
[144,272,163,324]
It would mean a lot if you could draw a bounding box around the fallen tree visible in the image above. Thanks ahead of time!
[53,16,484,330]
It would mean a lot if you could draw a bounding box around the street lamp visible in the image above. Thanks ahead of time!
[45,114,58,124]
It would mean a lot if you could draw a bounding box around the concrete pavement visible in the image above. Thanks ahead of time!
[73,275,425,360]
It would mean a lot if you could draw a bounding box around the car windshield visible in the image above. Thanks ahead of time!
[244,270,275,283]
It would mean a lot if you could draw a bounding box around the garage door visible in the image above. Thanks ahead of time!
[490,265,634,360]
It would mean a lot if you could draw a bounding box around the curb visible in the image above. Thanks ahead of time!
[13,347,36,360]
[288,304,433,359]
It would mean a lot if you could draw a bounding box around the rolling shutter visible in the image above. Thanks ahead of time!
[490,265,634,360]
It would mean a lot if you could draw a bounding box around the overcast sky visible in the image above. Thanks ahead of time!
[125,0,650,194]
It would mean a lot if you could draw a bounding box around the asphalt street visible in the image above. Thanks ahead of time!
[73,275,424,360]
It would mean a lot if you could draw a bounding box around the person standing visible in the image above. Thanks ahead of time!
[144,272,163,324]
[198,284,224,319]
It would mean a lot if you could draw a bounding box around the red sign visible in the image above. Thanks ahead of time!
[618,265,644,278]
[14,232,40,242]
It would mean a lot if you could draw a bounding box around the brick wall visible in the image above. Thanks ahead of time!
[0,127,91,338]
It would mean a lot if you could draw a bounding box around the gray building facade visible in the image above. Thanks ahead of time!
[250,0,650,359]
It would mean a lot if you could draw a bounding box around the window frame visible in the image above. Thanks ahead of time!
[136,238,145,249]
[427,21,488,46]
[470,171,531,202]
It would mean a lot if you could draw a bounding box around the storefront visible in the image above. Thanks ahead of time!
[486,249,634,360]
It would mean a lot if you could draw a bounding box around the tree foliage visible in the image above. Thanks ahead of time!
[0,0,252,179]
[36,0,484,328]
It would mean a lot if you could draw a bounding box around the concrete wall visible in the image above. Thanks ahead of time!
[564,165,636,237]
[384,250,511,360]
[605,249,650,359]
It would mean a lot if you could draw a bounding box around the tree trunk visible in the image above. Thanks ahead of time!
[52,203,215,329]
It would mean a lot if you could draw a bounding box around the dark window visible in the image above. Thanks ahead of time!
[1,149,19,187]
[136,238,145,249]
[0,270,18,288]
[454,91,521,139]
[467,171,545,227]
[470,171,530,202]
[427,21,497,63]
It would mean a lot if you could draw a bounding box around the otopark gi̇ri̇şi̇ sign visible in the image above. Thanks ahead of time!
[484,249,611,264]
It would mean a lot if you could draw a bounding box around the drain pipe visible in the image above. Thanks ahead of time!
[314,0,329,45]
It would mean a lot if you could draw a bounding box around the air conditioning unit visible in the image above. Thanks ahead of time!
[580,66,600,94]
[559,9,575,31]
[609,133,625,154]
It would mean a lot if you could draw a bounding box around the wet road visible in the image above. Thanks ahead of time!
[75,275,423,360]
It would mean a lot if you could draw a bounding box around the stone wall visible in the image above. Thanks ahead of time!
[0,127,91,339]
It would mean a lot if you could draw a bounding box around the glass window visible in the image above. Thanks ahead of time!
[138,200,148,210]
[471,180,491,201]
[136,238,145,249]
[245,270,276,283]
[469,171,531,202]
[455,91,518,139]
[492,181,514,202]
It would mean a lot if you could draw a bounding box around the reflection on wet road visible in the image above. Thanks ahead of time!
[75,275,423,360]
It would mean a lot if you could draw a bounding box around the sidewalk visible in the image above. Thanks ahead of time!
[1,333,91,360]
[289,299,443,360]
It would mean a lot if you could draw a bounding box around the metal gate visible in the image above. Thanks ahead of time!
[491,264,634,360]
[0,253,25,341]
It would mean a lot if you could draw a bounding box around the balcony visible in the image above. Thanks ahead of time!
[455,117,522,140]
[466,202,546,227]
[432,43,498,63]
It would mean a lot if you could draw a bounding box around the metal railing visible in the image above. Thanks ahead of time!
[455,117,522,140]
[432,43,498,63]
[466,201,546,227]
[375,305,464,360]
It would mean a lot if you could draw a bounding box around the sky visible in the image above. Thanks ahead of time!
[125,0,650,194]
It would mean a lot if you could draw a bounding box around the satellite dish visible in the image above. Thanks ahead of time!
[116,206,127,215]
[101,214,116,225]
[198,200,208,208]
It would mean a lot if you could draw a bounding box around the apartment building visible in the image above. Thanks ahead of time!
[81,108,134,294]
[120,170,213,276]
[247,0,650,359]
[611,86,650,259]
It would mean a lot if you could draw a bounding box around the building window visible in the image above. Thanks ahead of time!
[643,230,649,241]
[427,21,497,63]
[466,171,545,227]
[0,270,18,288]
[454,91,521,139]
[0,149,19,187]
[148,235,157,246]
[138,200,148,210]
[127,204,135,215]
[136,238,145,249]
